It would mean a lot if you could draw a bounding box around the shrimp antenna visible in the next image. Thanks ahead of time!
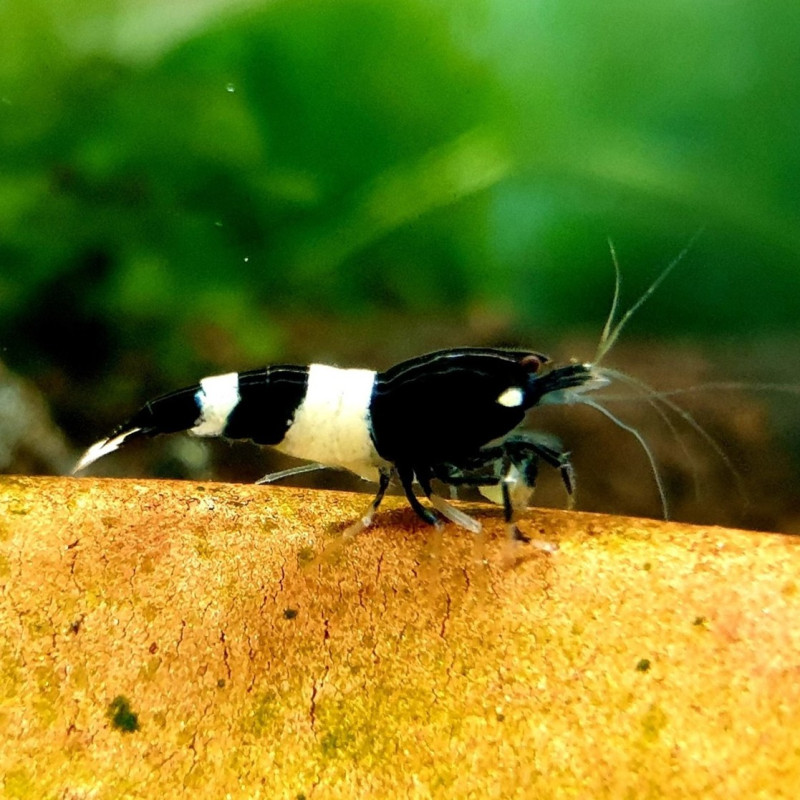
[616,381,800,399]
[597,366,752,506]
[595,229,705,366]
[578,395,670,520]
[594,366,702,502]
[597,237,622,361]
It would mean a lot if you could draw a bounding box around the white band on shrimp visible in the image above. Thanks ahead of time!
[277,364,385,480]
[193,372,240,436]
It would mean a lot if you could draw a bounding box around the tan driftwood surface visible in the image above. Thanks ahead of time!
[1,475,799,799]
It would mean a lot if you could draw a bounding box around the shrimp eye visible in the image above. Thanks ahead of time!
[520,354,547,372]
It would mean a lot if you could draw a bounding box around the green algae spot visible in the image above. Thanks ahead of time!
[34,664,60,697]
[195,536,213,559]
[32,663,61,724]
[243,690,278,737]
[3,767,33,799]
[1,647,22,700]
[296,546,316,568]
[319,727,356,758]
[283,607,298,620]
[641,703,667,742]
[138,657,162,681]
[69,663,89,691]
[108,695,140,732]
[183,764,206,789]
[26,611,55,639]
[316,684,432,764]
[635,658,651,672]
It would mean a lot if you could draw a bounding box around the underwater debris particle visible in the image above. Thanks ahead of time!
[107,695,140,732]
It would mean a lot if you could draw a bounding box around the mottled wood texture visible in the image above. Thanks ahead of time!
[1,476,799,798]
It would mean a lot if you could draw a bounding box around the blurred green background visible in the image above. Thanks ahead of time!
[1,0,799,530]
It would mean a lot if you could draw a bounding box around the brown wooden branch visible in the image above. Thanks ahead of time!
[1,475,799,798]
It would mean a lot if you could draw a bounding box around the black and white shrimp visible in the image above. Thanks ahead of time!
[73,349,606,542]
[73,245,694,542]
